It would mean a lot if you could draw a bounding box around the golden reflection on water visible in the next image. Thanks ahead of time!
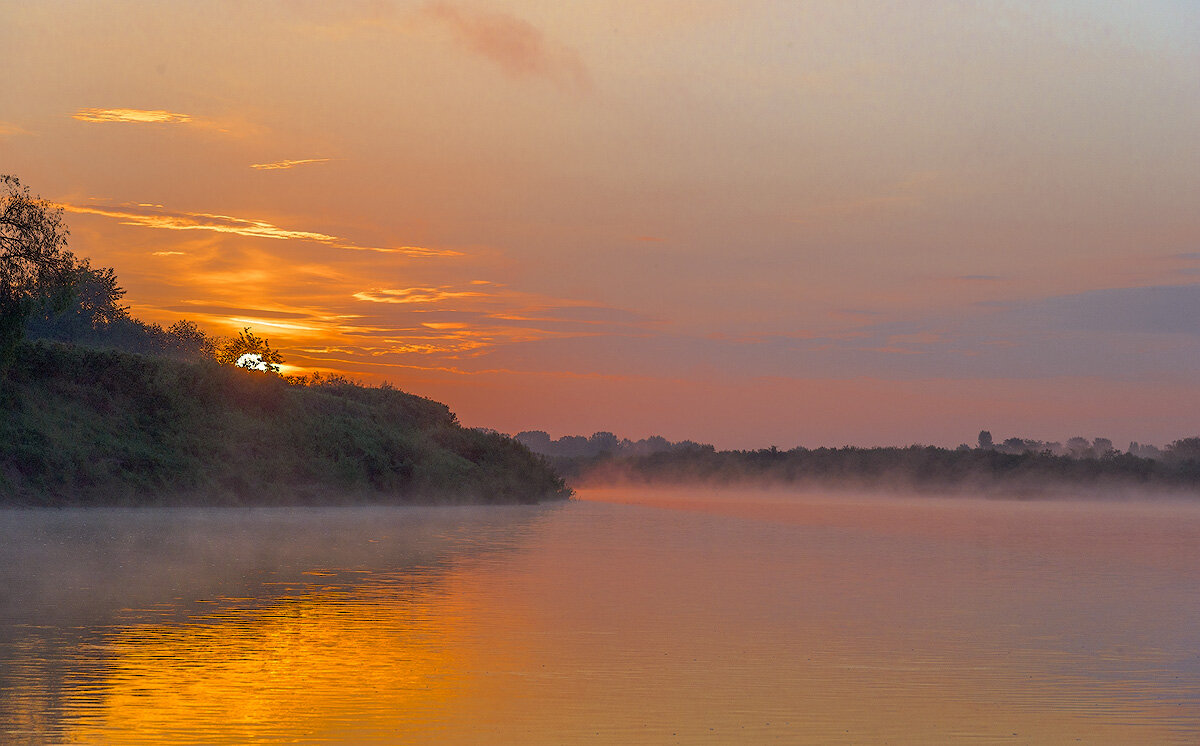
[60,588,463,744]
[2,494,1200,744]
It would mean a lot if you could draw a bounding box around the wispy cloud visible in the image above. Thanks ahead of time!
[72,108,193,124]
[229,317,319,332]
[58,201,461,257]
[0,121,30,138]
[69,108,257,135]
[424,3,591,92]
[354,287,490,305]
[63,203,336,240]
[250,158,333,170]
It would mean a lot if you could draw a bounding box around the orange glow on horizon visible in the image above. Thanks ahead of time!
[8,1,1196,447]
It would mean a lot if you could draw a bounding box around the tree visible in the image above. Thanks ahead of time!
[165,320,217,359]
[514,430,553,454]
[0,175,76,370]
[589,431,620,454]
[24,260,128,341]
[1165,437,1200,462]
[977,430,993,450]
[216,327,284,373]
[1066,436,1093,459]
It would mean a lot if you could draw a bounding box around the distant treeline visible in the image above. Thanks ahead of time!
[969,430,1167,460]
[524,430,1200,496]
[513,430,711,459]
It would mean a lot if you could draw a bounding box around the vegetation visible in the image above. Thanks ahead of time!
[514,430,709,459]
[0,340,570,505]
[0,174,567,506]
[532,431,1200,497]
[6,171,1193,504]
[0,175,75,372]
[23,260,217,360]
[215,327,284,372]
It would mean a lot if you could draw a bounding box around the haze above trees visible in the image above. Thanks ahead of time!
[521,430,1200,497]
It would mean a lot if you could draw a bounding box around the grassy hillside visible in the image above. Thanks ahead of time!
[0,341,570,506]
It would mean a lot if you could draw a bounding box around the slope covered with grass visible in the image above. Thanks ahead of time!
[0,341,569,505]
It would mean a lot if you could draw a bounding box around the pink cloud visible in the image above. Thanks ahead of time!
[424,3,591,92]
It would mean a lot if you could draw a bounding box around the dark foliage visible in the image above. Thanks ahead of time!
[557,441,1200,496]
[515,429,712,460]
[24,261,216,360]
[0,341,570,506]
[0,175,75,371]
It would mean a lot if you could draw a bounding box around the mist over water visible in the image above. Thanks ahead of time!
[3,490,1200,744]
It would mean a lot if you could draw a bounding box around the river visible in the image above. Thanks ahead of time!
[2,487,1199,744]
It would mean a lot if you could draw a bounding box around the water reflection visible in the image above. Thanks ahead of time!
[3,493,1200,744]
[0,506,551,744]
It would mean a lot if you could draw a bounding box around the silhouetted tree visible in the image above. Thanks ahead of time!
[1066,437,1093,459]
[24,261,216,360]
[0,175,75,371]
[1165,438,1200,462]
[514,430,553,453]
[1000,437,1025,453]
[589,431,620,454]
[216,327,284,373]
[557,435,591,457]
[25,261,127,339]
[1127,441,1163,460]
[977,430,993,450]
[164,320,217,359]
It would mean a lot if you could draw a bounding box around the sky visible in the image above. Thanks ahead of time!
[2,0,1199,449]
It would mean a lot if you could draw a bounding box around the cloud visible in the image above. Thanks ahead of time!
[228,317,319,332]
[250,158,333,170]
[161,304,314,320]
[72,108,193,124]
[58,201,461,257]
[424,3,591,91]
[1016,284,1200,336]
[492,305,654,325]
[69,108,258,135]
[0,121,30,138]
[354,286,490,305]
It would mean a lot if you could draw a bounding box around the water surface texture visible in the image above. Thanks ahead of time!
[2,489,1199,744]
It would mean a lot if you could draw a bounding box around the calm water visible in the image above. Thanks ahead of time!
[2,487,1200,744]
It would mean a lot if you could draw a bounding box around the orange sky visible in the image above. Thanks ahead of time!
[3,1,1199,448]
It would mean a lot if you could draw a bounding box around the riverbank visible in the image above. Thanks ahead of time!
[0,341,569,506]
